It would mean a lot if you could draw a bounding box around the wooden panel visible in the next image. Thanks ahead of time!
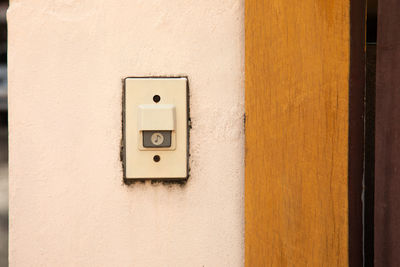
[375,0,400,265]
[245,0,350,266]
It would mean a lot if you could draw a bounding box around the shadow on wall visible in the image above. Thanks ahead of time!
[0,0,7,266]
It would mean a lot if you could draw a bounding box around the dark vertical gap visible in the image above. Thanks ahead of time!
[349,0,366,266]
[364,45,376,266]
[364,0,377,265]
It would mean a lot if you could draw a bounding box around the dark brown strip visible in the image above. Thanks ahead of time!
[349,0,366,265]
[364,43,376,267]
[374,0,400,265]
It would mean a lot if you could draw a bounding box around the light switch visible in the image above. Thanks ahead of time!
[124,77,188,180]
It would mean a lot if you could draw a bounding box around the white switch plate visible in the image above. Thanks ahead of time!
[124,77,188,180]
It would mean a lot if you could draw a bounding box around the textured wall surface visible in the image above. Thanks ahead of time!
[8,0,244,266]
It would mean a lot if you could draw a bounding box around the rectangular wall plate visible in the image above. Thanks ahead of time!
[123,77,188,180]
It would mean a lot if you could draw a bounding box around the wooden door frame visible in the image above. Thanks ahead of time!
[245,0,366,265]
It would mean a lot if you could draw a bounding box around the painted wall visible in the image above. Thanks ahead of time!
[8,0,244,266]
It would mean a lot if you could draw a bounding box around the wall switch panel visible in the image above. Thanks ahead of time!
[124,77,188,180]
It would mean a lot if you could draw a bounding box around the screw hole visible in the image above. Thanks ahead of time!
[153,155,160,162]
[153,95,161,103]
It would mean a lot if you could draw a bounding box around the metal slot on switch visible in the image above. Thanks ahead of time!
[142,131,172,148]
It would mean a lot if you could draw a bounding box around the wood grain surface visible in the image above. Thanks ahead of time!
[245,0,350,265]
[375,0,400,265]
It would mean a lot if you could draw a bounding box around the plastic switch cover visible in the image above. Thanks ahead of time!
[124,77,188,180]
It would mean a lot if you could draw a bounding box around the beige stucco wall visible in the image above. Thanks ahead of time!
[8,0,244,266]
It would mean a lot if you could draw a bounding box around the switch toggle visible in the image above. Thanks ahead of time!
[137,104,176,150]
